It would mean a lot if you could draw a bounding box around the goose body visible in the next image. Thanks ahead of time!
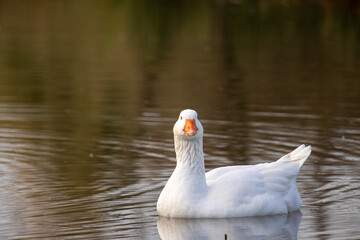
[157,109,311,218]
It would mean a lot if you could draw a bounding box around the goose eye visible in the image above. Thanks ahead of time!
[180,116,183,120]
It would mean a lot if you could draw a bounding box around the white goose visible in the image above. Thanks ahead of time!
[157,109,311,218]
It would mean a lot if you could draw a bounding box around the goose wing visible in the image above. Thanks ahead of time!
[204,145,311,215]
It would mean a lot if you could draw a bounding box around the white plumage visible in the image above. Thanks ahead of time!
[157,109,311,218]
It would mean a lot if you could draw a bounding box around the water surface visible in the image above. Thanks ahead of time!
[0,1,360,239]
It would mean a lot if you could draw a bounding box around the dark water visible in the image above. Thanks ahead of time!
[1,1,360,239]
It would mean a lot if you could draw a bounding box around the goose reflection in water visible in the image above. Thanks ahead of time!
[158,212,301,240]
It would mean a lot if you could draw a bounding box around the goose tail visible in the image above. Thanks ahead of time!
[286,144,312,168]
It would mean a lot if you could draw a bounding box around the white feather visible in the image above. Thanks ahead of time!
[157,109,311,218]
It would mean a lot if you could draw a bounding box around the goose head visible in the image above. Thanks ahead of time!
[173,109,204,140]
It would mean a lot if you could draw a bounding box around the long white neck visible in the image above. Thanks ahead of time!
[157,134,207,217]
[174,136,206,180]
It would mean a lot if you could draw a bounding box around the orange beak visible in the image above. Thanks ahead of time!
[184,119,197,136]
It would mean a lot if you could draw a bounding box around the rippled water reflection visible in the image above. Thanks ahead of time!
[1,0,360,239]
[158,213,302,239]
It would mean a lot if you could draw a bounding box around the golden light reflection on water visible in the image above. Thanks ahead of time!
[0,0,360,239]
